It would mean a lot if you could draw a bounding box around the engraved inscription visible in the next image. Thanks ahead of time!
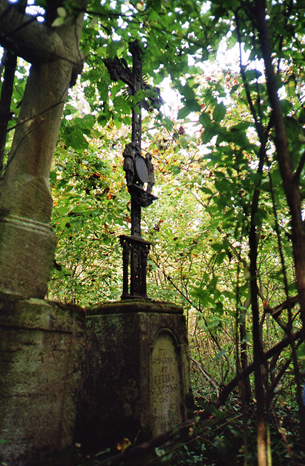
[150,333,182,436]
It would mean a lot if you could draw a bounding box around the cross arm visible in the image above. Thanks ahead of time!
[103,56,134,89]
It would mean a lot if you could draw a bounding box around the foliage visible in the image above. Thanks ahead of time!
[1,0,305,464]
[49,121,130,305]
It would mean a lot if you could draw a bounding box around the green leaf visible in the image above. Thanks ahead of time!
[201,128,216,144]
[181,83,196,100]
[199,111,211,127]
[199,186,213,195]
[296,343,305,362]
[155,447,166,457]
[114,119,122,129]
[57,7,66,18]
[185,99,201,112]
[244,69,262,82]
[214,179,227,194]
[209,274,218,288]
[213,102,226,123]
[280,99,292,115]
[82,114,95,128]
[49,170,57,185]
[178,106,191,119]
[90,16,99,28]
[216,250,227,265]
[215,301,224,314]
[210,242,223,251]
[52,16,64,27]
[215,349,226,361]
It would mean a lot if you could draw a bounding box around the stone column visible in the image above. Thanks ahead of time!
[0,215,57,298]
[0,3,86,299]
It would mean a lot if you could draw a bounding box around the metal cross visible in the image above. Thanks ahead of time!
[104,40,159,299]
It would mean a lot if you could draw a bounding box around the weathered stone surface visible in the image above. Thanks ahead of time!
[0,297,85,466]
[75,299,192,453]
[0,215,57,298]
[150,331,182,435]
[88,299,184,315]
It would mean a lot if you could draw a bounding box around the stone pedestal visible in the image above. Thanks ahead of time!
[0,297,85,466]
[75,300,192,453]
[0,215,57,298]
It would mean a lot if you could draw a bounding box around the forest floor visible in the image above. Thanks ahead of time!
[70,394,305,466]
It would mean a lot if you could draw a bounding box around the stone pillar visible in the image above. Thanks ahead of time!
[75,300,192,453]
[0,214,57,298]
[0,297,85,466]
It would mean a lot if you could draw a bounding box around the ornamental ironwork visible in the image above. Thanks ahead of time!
[104,40,160,299]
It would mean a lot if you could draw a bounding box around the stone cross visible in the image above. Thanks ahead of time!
[104,40,158,299]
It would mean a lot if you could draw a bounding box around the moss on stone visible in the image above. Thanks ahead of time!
[0,297,85,466]
[86,299,183,316]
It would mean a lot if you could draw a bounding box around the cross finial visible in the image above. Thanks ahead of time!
[104,40,159,299]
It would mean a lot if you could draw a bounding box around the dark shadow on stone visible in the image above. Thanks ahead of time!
[74,299,192,456]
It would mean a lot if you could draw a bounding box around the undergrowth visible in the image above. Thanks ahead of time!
[71,392,305,466]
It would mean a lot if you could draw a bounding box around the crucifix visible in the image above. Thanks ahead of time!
[104,40,159,299]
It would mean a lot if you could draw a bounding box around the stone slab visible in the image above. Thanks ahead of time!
[0,298,85,466]
[150,331,182,435]
[88,298,184,315]
[75,300,192,453]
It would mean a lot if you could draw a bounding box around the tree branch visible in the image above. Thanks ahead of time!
[190,356,220,397]
[0,0,64,64]
[95,329,303,466]
[264,294,299,318]
[214,328,303,409]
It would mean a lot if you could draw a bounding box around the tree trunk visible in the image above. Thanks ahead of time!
[254,0,305,443]
[250,185,268,466]
[240,315,252,402]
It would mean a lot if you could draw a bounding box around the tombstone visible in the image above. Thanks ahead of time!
[75,300,192,452]
[150,331,182,435]
[75,41,192,454]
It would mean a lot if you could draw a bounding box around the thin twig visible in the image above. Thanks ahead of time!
[191,357,220,397]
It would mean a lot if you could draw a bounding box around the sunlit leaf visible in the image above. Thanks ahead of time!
[117,438,131,451]
[52,16,64,27]
[213,102,226,123]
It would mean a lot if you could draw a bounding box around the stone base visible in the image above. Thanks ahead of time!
[0,297,85,466]
[75,299,192,453]
[0,215,57,298]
